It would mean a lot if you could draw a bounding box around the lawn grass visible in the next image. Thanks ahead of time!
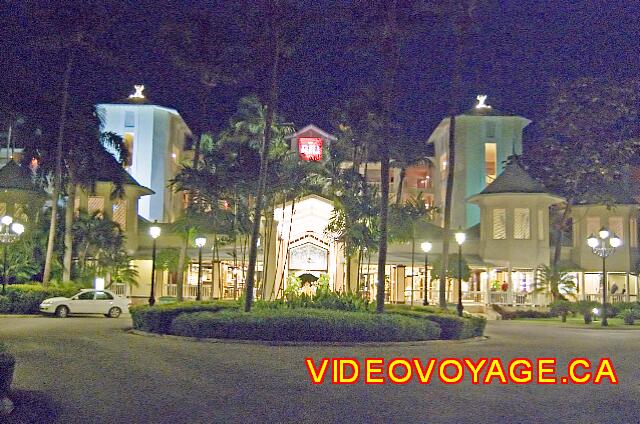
[512,316,640,329]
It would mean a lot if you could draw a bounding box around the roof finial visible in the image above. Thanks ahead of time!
[128,85,145,99]
[475,94,491,109]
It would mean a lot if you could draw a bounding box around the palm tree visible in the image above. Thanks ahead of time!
[534,265,577,302]
[61,109,129,282]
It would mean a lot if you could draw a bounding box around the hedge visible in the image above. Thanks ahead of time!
[169,308,441,342]
[130,301,239,334]
[0,284,78,314]
[491,305,554,320]
[386,308,486,340]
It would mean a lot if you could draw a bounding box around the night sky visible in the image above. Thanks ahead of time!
[1,0,639,147]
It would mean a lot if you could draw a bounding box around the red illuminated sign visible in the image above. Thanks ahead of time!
[298,137,323,161]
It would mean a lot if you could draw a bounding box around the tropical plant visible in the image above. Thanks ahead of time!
[618,308,636,325]
[574,300,599,324]
[534,265,576,302]
[549,300,573,322]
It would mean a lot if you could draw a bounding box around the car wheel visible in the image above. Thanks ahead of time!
[108,307,121,318]
[55,306,69,318]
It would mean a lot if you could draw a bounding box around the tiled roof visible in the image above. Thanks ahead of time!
[479,158,549,195]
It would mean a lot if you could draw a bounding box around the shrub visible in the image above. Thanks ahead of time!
[169,308,441,342]
[607,302,640,317]
[549,300,573,322]
[0,343,15,396]
[386,307,485,339]
[0,284,78,314]
[130,301,239,334]
[491,305,553,320]
[574,300,599,324]
[618,309,636,325]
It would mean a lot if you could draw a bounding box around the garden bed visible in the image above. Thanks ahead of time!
[130,301,485,342]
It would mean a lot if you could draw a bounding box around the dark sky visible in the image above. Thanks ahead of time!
[1,0,639,147]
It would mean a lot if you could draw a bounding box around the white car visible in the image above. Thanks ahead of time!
[40,289,130,318]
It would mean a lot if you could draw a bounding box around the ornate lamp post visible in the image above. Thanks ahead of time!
[455,228,466,317]
[587,228,622,327]
[148,222,161,306]
[195,237,207,301]
[1,215,25,294]
[421,241,432,306]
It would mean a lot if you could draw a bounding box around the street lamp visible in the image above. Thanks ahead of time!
[1,215,25,294]
[148,221,161,306]
[195,237,207,301]
[455,228,466,317]
[586,227,622,327]
[421,241,432,306]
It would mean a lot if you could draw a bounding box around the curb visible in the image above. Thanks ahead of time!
[127,329,488,347]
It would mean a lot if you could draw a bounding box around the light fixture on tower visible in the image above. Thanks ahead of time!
[475,94,491,109]
[128,85,146,99]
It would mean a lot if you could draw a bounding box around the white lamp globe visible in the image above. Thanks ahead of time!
[455,229,466,245]
[149,225,161,239]
[421,241,433,253]
[598,227,610,240]
[1,216,12,226]
[195,237,206,248]
[587,234,599,248]
[609,234,622,248]
[11,222,24,235]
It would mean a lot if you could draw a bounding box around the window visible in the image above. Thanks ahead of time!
[77,291,95,300]
[95,291,113,300]
[586,217,601,238]
[514,208,530,239]
[485,143,497,184]
[485,121,497,139]
[608,217,623,242]
[631,218,638,247]
[112,200,127,230]
[493,208,506,240]
[538,209,545,241]
[124,111,135,128]
[123,133,134,167]
[88,196,104,216]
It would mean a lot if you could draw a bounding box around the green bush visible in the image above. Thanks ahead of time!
[491,305,553,320]
[258,290,372,312]
[130,301,239,334]
[607,302,640,317]
[386,307,485,340]
[549,300,573,322]
[618,309,637,325]
[169,308,441,342]
[0,284,78,314]
[574,300,599,324]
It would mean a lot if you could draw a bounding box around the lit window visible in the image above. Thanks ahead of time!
[123,133,134,167]
[586,217,601,238]
[514,208,530,240]
[88,196,104,216]
[608,216,623,241]
[112,200,127,230]
[485,143,497,184]
[493,208,506,240]
[538,209,545,241]
[124,111,135,128]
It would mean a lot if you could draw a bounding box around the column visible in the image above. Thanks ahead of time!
[211,260,222,299]
[395,265,406,303]
[625,272,630,302]
[263,219,278,300]
[507,264,513,305]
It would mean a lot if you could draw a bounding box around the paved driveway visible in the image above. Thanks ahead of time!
[1,315,639,423]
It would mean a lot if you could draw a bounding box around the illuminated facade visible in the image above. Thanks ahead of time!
[97,86,192,223]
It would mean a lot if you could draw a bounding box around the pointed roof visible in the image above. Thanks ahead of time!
[92,150,154,196]
[480,158,548,195]
[0,160,46,195]
[284,124,337,141]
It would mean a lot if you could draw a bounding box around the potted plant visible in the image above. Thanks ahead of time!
[0,343,15,415]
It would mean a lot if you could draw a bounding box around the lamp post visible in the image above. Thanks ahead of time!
[421,241,432,306]
[195,237,207,301]
[587,228,622,327]
[148,221,161,306]
[0,215,25,294]
[455,228,466,317]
